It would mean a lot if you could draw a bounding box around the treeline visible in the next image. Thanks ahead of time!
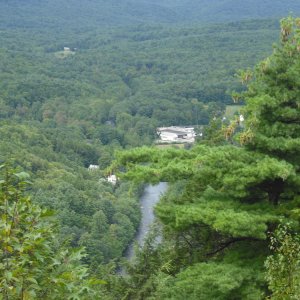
[0,1,299,297]
[1,20,279,145]
[109,17,300,299]
[0,17,282,272]
[0,8,292,298]
[1,0,300,28]
[0,121,143,270]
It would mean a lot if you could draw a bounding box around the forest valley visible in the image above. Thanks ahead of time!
[0,2,299,299]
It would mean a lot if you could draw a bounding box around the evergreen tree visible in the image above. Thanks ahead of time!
[112,17,300,299]
[242,16,300,166]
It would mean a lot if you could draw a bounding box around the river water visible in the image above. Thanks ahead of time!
[125,182,168,260]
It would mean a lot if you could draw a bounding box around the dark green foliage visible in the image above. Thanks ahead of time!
[0,13,284,274]
[241,17,300,166]
[154,262,260,300]
[1,0,300,29]
[0,19,279,135]
[105,226,167,300]
[1,0,300,298]
[0,121,141,269]
[113,17,300,299]
[116,143,296,240]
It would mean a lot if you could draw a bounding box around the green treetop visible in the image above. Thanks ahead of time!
[241,16,300,165]
[0,166,104,299]
[111,17,300,299]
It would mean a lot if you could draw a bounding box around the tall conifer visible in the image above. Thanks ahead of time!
[113,17,300,299]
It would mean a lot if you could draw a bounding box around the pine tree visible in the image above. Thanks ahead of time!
[112,17,300,299]
[242,16,300,166]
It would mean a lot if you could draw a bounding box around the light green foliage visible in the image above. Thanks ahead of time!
[33,171,141,267]
[115,144,296,239]
[154,262,260,300]
[0,166,104,299]
[202,118,227,146]
[0,121,141,268]
[265,224,300,299]
[1,1,300,298]
[1,21,280,256]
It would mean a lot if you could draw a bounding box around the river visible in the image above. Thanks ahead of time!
[125,182,168,260]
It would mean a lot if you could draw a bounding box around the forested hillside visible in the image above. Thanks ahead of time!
[1,0,300,28]
[0,20,279,138]
[112,17,300,299]
[0,0,299,298]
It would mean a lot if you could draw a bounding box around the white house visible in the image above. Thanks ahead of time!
[157,126,196,143]
[88,164,99,171]
[63,47,71,51]
[107,174,117,185]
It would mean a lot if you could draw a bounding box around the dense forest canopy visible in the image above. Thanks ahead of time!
[0,9,284,272]
[0,0,300,298]
[0,167,107,299]
[1,0,300,28]
[0,19,280,146]
[112,17,300,299]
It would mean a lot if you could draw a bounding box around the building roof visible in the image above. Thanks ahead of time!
[158,126,194,134]
[160,129,188,134]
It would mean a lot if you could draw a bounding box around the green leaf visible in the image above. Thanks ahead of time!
[27,277,38,285]
[14,172,30,180]
[4,271,12,281]
[88,278,107,285]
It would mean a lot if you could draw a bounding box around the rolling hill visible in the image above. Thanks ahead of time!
[1,0,300,29]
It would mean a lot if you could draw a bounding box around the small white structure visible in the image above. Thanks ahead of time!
[63,47,71,51]
[107,174,117,185]
[88,164,99,171]
[157,126,196,143]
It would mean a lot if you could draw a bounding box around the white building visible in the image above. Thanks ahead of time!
[88,164,99,171]
[157,126,196,143]
[107,174,117,185]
